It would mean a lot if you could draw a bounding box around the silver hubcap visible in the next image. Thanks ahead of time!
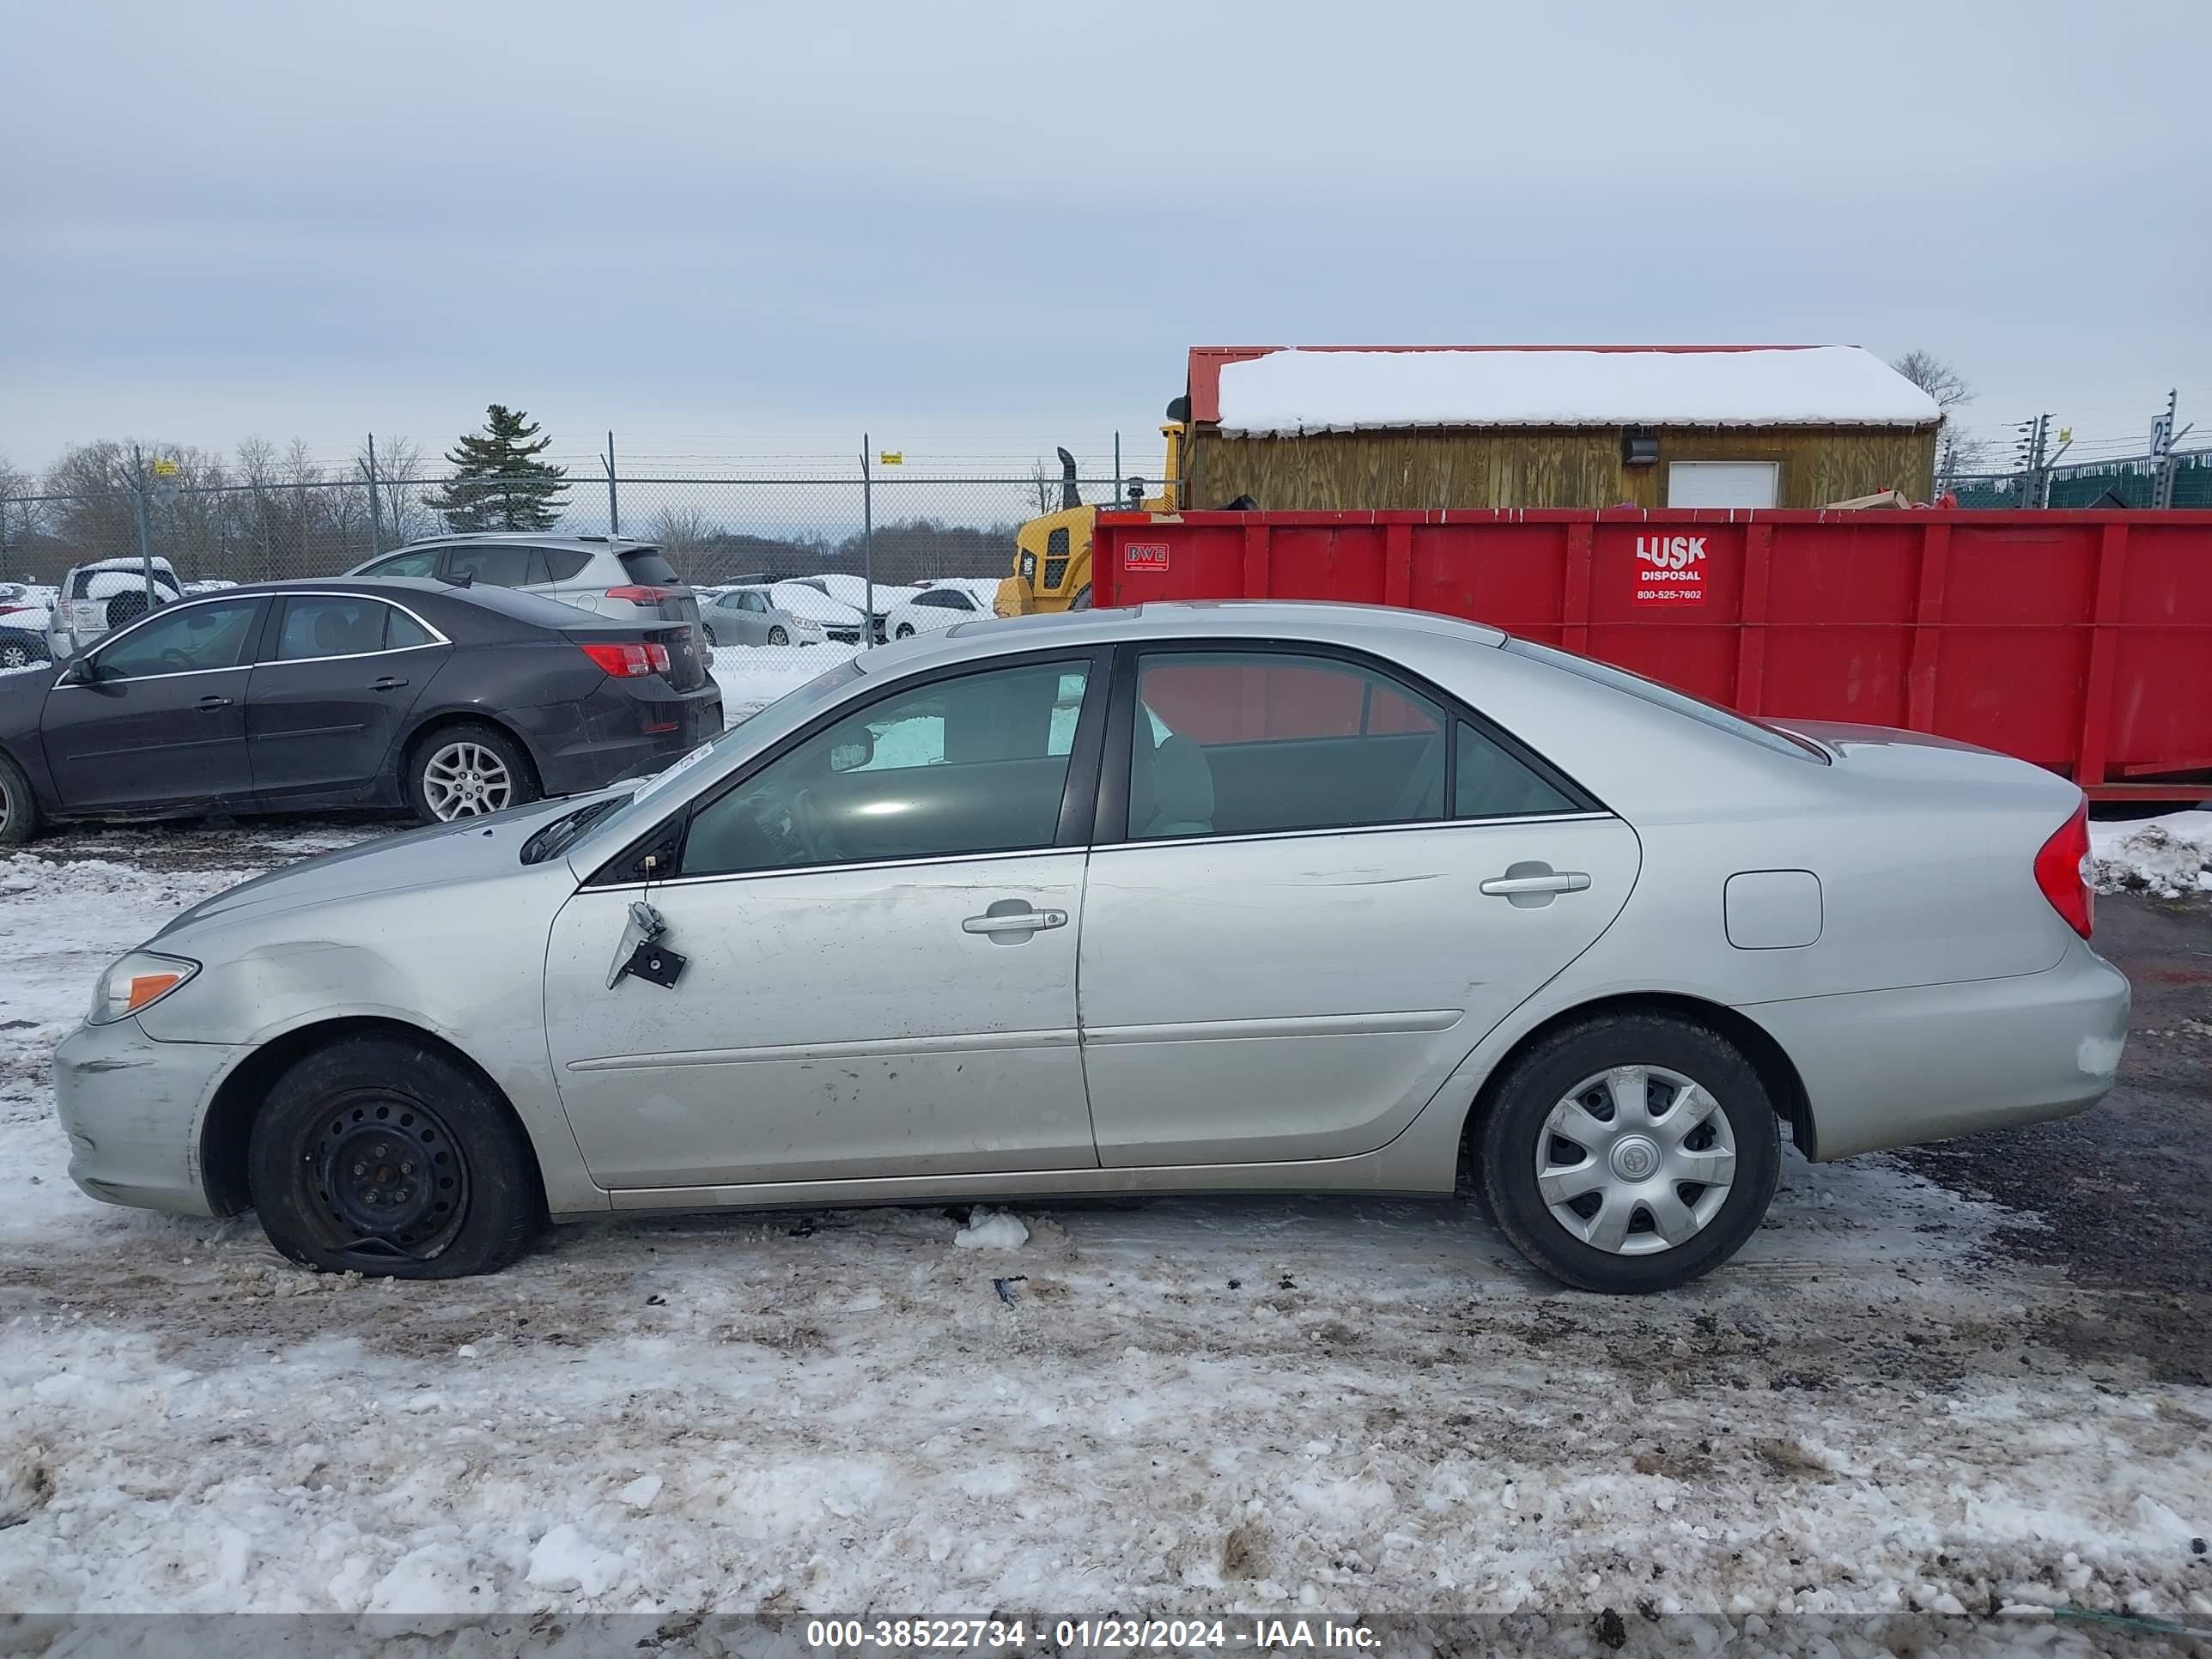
[422,741,514,819]
[1536,1065,1737,1256]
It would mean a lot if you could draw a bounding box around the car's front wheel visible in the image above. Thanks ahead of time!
[246,1034,543,1278]
[404,723,538,823]
[0,750,39,845]
[1477,1013,1780,1293]
[767,625,788,647]
[702,623,719,647]
[0,635,44,671]
[895,623,915,639]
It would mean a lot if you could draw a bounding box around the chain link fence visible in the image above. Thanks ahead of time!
[0,465,1144,707]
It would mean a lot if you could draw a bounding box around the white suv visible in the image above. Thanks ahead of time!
[47,557,185,658]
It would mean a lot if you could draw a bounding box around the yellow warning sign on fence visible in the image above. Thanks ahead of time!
[878,451,903,466]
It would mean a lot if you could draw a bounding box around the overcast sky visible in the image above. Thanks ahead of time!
[3,0,2208,477]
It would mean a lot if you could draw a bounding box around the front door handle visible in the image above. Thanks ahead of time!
[1480,872,1590,896]
[372,676,409,691]
[195,695,234,711]
[962,900,1069,940]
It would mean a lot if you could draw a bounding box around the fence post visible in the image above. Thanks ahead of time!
[131,445,156,609]
[364,433,385,557]
[604,430,620,538]
[861,436,874,650]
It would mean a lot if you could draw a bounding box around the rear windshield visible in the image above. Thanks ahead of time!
[618,548,682,586]
[1504,637,1826,762]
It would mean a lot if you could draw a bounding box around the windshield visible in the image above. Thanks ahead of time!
[558,656,869,857]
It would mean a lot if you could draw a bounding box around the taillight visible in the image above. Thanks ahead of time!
[605,585,680,604]
[579,641,672,678]
[2033,799,2094,939]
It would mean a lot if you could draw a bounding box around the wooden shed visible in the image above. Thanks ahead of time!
[1180,345,1942,511]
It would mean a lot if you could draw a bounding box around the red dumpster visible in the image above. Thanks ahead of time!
[1094,508,2212,802]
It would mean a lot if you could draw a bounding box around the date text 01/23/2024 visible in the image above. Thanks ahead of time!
[805,1619,1382,1651]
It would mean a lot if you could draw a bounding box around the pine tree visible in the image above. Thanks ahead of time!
[427,404,570,532]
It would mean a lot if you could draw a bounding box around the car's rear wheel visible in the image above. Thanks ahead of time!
[0,750,39,845]
[1477,1013,1779,1293]
[404,723,538,823]
[246,1034,543,1279]
[0,635,43,671]
[895,623,915,639]
[767,625,788,647]
[1068,584,1093,611]
[702,623,719,647]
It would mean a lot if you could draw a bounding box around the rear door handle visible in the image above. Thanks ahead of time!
[195,695,233,711]
[962,902,1069,939]
[372,676,409,691]
[1480,871,1590,896]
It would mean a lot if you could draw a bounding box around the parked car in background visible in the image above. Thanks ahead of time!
[46,558,184,658]
[50,602,2125,1289]
[700,586,827,648]
[768,580,872,645]
[0,584,54,671]
[347,535,705,653]
[0,578,721,842]
[884,579,999,638]
[799,573,918,641]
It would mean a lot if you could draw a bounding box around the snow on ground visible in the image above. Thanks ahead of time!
[2093,811,2212,898]
[710,641,859,722]
[0,830,2208,1639]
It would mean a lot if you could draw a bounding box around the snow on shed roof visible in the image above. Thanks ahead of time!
[1204,346,1942,434]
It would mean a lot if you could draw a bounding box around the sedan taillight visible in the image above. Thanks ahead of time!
[605,585,680,604]
[2033,799,2094,939]
[580,641,672,678]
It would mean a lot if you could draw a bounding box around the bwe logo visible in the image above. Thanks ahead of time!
[1635,534,1707,571]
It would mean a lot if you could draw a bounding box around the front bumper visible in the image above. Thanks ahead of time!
[1746,938,2131,1161]
[53,1017,242,1217]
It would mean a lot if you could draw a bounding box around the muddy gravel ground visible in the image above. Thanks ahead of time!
[0,817,2207,1648]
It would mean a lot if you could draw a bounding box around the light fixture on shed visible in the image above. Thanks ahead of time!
[1622,428,1660,466]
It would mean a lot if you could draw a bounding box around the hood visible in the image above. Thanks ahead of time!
[156,793,594,937]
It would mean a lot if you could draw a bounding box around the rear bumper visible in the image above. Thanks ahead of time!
[1745,939,2130,1160]
[526,679,725,797]
[53,1017,237,1217]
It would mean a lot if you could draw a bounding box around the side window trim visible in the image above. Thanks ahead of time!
[583,644,1116,889]
[1094,636,1606,847]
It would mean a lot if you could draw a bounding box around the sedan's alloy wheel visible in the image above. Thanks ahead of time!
[0,640,33,669]
[1535,1065,1736,1254]
[422,740,514,818]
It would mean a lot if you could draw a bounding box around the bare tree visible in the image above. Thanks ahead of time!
[0,454,40,580]
[644,504,717,580]
[1027,458,1060,517]
[356,435,437,545]
[1893,350,1990,475]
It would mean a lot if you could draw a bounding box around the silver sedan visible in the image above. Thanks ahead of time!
[53,603,2129,1291]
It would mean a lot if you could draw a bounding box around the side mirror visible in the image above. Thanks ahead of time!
[57,655,94,686]
[828,727,875,773]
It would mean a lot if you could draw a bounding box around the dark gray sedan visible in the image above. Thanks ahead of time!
[0,579,721,841]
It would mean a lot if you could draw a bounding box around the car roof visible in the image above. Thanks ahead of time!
[387,534,660,555]
[854,600,1507,677]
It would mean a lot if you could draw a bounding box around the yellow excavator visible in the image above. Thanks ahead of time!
[994,422,1185,617]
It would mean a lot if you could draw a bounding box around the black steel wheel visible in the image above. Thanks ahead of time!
[247,1034,543,1278]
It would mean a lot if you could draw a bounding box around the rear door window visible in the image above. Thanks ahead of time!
[274,596,396,659]
[446,545,536,587]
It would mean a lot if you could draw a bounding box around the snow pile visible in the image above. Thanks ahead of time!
[2090,810,2212,896]
[1213,346,1942,434]
[708,640,857,720]
[951,1208,1030,1250]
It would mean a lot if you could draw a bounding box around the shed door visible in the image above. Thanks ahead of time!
[1666,461,1778,507]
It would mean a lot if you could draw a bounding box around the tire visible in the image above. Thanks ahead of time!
[0,634,44,671]
[895,623,915,640]
[105,592,154,630]
[1476,1013,1780,1294]
[246,1034,543,1279]
[1068,584,1093,611]
[404,721,539,824]
[767,625,788,647]
[702,624,719,647]
[0,750,38,846]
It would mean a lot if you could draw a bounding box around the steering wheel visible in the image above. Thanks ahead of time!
[160,648,198,672]
[790,787,846,864]
[732,787,814,865]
